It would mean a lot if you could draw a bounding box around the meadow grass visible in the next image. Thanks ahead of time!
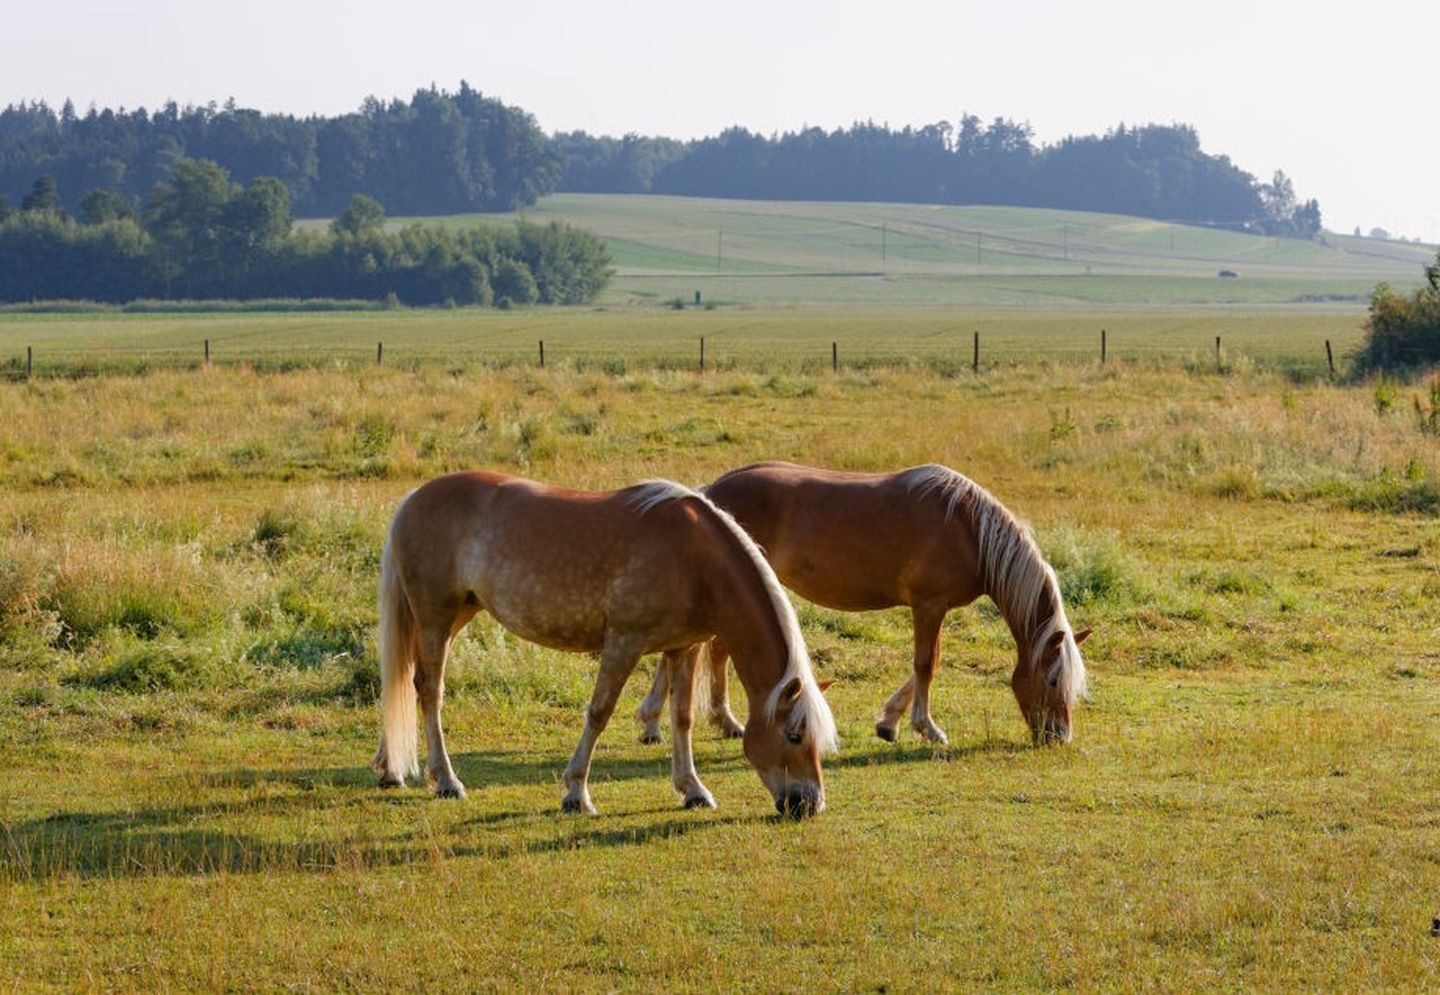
[1,356,1439,989]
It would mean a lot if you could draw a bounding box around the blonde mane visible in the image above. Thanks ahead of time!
[903,464,1088,705]
[627,479,839,754]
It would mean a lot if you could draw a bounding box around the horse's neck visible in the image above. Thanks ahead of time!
[699,530,790,704]
[979,527,1058,659]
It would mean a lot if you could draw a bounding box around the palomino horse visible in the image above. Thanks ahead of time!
[372,471,837,817]
[638,462,1090,746]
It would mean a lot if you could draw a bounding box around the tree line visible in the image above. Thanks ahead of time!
[0,159,612,306]
[0,83,559,218]
[2,87,1321,237]
[554,119,1320,236]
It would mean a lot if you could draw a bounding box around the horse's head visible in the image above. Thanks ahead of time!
[1011,625,1090,744]
[743,675,836,818]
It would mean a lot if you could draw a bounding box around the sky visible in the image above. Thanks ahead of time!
[4,0,1437,243]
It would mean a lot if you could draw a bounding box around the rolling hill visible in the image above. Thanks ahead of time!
[408,194,1436,308]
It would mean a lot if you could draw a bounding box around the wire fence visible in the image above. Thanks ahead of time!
[1,330,1395,382]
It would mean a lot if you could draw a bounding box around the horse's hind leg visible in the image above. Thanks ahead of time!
[667,644,716,809]
[635,658,669,744]
[876,602,949,744]
[416,620,468,799]
[876,674,914,741]
[562,633,645,815]
[704,638,744,739]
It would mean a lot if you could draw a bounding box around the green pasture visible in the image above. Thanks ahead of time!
[399,194,1435,306]
[1,353,1439,988]
[0,307,1370,379]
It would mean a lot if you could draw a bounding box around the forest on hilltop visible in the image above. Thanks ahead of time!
[1,84,1319,237]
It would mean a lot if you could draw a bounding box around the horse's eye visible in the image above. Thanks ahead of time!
[786,730,804,745]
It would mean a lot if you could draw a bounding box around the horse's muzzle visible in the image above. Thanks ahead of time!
[776,784,823,819]
[1036,718,1071,745]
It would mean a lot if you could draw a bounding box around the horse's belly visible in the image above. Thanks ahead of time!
[774,553,903,612]
[483,596,608,653]
[470,559,609,651]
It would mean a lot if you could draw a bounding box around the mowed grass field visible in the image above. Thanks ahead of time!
[2,326,1440,988]
[407,194,1437,307]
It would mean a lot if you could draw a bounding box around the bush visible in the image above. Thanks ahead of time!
[1355,252,1440,373]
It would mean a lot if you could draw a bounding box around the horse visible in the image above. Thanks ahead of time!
[638,462,1090,747]
[372,471,838,818]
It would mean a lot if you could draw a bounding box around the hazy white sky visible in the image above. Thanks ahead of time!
[5,0,1437,242]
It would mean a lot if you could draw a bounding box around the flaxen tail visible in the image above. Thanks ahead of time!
[372,515,419,785]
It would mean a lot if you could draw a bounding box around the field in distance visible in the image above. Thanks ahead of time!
[401,193,1437,307]
[0,308,1371,380]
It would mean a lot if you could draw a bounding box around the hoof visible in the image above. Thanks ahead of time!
[683,793,717,810]
[377,776,404,789]
[561,796,596,816]
[719,723,744,740]
[915,725,950,746]
[874,722,898,743]
[639,731,664,745]
[434,782,467,800]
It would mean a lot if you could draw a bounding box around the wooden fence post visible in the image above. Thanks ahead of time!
[27,346,33,379]
[204,339,210,366]
[1326,340,1335,378]
[538,340,545,368]
[1101,328,1107,365]
[377,342,384,366]
[973,331,980,373]
[699,336,705,372]
[1215,335,1221,369]
[832,341,838,372]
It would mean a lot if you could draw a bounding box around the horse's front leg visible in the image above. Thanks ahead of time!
[668,644,716,809]
[906,602,949,744]
[635,657,669,744]
[562,633,645,815]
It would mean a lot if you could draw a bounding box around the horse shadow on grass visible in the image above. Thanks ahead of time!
[827,737,1028,771]
[0,747,760,883]
[199,745,750,794]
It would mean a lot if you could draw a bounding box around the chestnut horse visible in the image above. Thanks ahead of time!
[638,462,1090,746]
[373,471,837,817]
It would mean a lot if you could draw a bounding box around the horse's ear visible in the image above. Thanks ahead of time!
[1074,627,1093,646]
[1046,629,1066,652]
[817,679,836,694]
[781,676,803,705]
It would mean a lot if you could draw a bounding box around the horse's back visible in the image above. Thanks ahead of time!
[706,462,980,610]
[390,472,706,652]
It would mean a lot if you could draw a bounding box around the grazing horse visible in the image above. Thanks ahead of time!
[638,462,1090,746]
[372,471,837,817]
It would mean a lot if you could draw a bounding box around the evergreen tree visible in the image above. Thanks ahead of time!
[21,175,60,212]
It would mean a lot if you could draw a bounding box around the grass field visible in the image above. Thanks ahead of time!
[0,306,1375,382]
[2,340,1440,988]
[401,194,1437,307]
